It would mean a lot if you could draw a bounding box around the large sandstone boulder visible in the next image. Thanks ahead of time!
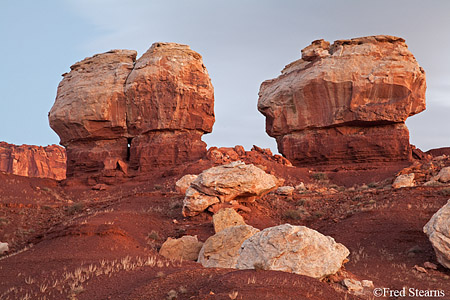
[49,43,214,183]
[423,200,450,269]
[436,167,450,183]
[175,174,198,194]
[159,235,203,261]
[197,225,260,268]
[0,142,66,180]
[182,161,279,217]
[392,173,415,189]
[236,224,350,278]
[213,208,246,233]
[258,35,426,165]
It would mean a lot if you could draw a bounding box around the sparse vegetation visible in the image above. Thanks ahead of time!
[311,172,328,181]
[166,289,178,300]
[66,203,84,215]
[440,187,450,196]
[282,208,305,220]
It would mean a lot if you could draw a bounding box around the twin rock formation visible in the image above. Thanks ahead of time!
[48,35,425,183]
[258,35,425,165]
[49,43,214,183]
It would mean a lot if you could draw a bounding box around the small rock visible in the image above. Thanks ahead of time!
[361,280,374,288]
[424,261,438,270]
[413,265,427,273]
[276,186,295,196]
[175,174,198,194]
[392,173,415,188]
[0,242,9,254]
[213,208,246,233]
[295,182,306,192]
[342,278,363,293]
[159,235,203,261]
[92,184,108,191]
[436,166,450,183]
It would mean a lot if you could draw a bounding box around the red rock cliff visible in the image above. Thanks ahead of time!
[0,142,66,180]
[258,35,426,165]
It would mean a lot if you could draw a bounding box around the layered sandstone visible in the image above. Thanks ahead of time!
[0,142,66,180]
[258,35,426,165]
[49,43,214,183]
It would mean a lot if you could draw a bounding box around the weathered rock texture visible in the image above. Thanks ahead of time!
[197,225,260,268]
[159,235,203,261]
[49,43,214,183]
[213,208,246,233]
[258,35,426,165]
[423,199,450,269]
[392,173,415,189]
[0,142,66,180]
[182,161,279,217]
[236,224,350,278]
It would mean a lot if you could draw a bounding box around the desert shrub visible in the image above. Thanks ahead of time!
[282,208,305,220]
[440,187,450,196]
[166,289,178,300]
[147,230,160,241]
[311,172,328,181]
[253,262,267,271]
[66,203,83,215]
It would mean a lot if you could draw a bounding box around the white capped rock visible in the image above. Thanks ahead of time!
[182,161,279,216]
[198,225,260,268]
[423,199,450,269]
[276,186,295,196]
[0,242,9,255]
[236,224,349,278]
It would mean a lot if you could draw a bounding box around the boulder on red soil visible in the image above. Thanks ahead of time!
[423,199,450,269]
[258,35,426,165]
[197,225,260,268]
[159,235,203,261]
[49,43,214,183]
[182,161,280,217]
[236,224,350,279]
[212,208,246,233]
[0,142,66,180]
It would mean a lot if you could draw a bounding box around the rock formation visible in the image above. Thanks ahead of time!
[0,142,66,180]
[423,199,450,269]
[236,224,350,278]
[197,225,260,268]
[182,161,280,217]
[49,43,214,184]
[258,35,426,165]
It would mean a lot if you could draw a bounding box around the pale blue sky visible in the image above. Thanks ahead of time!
[1,0,449,152]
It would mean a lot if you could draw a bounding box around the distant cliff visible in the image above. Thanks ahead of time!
[0,142,66,180]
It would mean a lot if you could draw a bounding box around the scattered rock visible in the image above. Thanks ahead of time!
[392,173,415,189]
[258,35,425,165]
[236,224,350,278]
[276,186,295,196]
[361,280,374,288]
[0,242,8,254]
[342,278,363,293]
[0,142,66,180]
[423,199,450,269]
[436,167,450,183]
[175,174,198,194]
[213,208,246,233]
[424,261,438,270]
[182,161,279,217]
[92,184,108,191]
[198,225,260,268]
[413,265,427,273]
[295,182,306,192]
[159,235,203,261]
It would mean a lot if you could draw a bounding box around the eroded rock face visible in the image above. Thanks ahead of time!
[258,35,426,165]
[182,161,279,217]
[236,224,350,278]
[197,225,260,268]
[49,43,214,183]
[0,142,66,180]
[423,200,450,269]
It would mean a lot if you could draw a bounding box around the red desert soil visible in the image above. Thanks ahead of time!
[1,157,450,300]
